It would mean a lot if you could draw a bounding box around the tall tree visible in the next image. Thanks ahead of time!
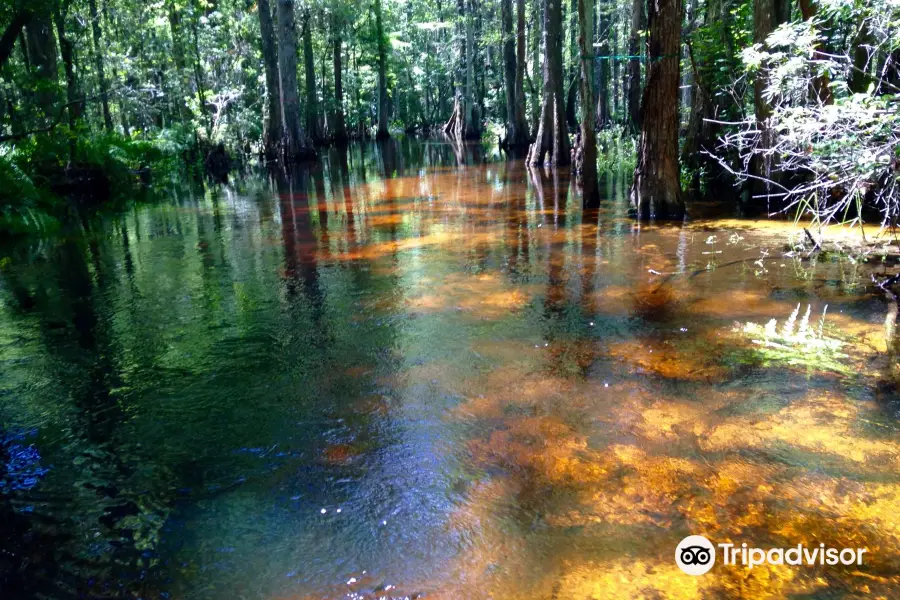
[374,0,390,139]
[24,7,59,120]
[87,0,112,131]
[277,0,315,160]
[445,0,480,140]
[595,0,611,128]
[0,9,31,70]
[258,0,283,157]
[625,0,645,130]
[515,0,529,143]
[749,0,789,204]
[630,0,684,219]
[332,12,347,144]
[576,0,599,205]
[501,0,529,153]
[302,9,323,144]
[52,1,81,131]
[527,0,570,166]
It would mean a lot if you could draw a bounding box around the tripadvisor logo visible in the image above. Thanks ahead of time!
[675,535,868,576]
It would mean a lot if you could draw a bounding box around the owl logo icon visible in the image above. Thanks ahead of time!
[676,535,716,575]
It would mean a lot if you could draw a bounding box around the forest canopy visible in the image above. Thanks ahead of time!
[0,0,898,230]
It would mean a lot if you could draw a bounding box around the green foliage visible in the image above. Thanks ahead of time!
[0,147,59,236]
[0,128,191,236]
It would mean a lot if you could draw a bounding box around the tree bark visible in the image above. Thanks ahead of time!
[527,0,570,166]
[302,10,323,144]
[258,0,283,157]
[277,0,315,160]
[625,0,644,131]
[501,0,528,153]
[375,0,390,139]
[576,0,599,206]
[630,0,684,220]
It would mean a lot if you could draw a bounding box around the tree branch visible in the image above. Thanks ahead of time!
[0,10,31,70]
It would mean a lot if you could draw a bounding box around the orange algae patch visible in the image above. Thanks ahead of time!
[702,392,900,470]
[468,415,612,487]
[607,338,729,381]
[552,558,709,600]
[407,272,537,319]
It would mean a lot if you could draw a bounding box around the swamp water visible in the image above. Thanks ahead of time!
[1,140,899,599]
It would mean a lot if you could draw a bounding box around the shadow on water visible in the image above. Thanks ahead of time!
[1,140,900,599]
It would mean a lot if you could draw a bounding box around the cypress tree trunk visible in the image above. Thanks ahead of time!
[630,0,684,220]
[375,0,390,139]
[576,0,599,206]
[0,10,31,71]
[277,0,315,160]
[258,0,283,158]
[527,0,570,166]
[529,0,541,131]
[611,5,620,119]
[595,0,610,128]
[749,0,789,207]
[501,0,528,153]
[302,10,323,144]
[189,7,211,136]
[798,0,831,103]
[515,0,529,144]
[444,0,480,140]
[88,0,113,131]
[52,6,81,131]
[626,0,644,131]
[332,22,347,145]
[24,10,59,121]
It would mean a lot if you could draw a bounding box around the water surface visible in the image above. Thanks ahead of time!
[1,140,899,599]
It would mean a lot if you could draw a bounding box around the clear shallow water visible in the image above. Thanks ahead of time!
[1,139,899,599]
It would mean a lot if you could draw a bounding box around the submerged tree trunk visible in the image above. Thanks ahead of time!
[277,0,315,160]
[625,0,644,131]
[630,0,684,219]
[258,0,283,158]
[375,0,390,139]
[302,10,323,144]
[87,0,113,131]
[332,21,347,145]
[576,0,599,206]
[527,0,570,166]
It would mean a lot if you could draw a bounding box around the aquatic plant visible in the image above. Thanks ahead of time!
[736,304,852,375]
